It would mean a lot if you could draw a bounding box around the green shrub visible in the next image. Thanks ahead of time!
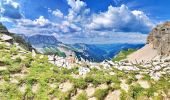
[72,78,88,89]
[110,83,121,90]
[26,77,38,85]
[126,77,138,85]
[0,43,5,49]
[142,74,151,80]
[94,89,109,100]
[24,87,35,100]
[61,68,73,74]
[129,84,144,99]
[120,90,131,100]
[56,88,76,100]
[110,75,121,84]
[2,55,12,65]
[76,92,88,100]
[156,77,170,90]
[70,66,79,74]
[21,57,32,68]
[85,70,119,86]
[10,45,18,55]
[8,63,22,73]
[3,74,10,81]
[0,83,22,99]
[15,57,22,63]
[116,71,126,78]
[145,87,155,97]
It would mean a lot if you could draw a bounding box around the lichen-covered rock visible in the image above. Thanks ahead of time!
[147,22,170,55]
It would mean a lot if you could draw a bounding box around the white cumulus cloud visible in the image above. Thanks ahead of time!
[51,9,63,18]
[3,0,155,44]
[1,0,23,19]
[3,0,20,8]
[87,5,154,33]
[33,16,50,26]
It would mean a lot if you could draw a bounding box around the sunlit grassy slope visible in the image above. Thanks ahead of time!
[112,49,137,62]
[0,33,170,100]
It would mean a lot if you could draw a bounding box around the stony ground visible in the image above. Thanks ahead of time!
[0,34,170,100]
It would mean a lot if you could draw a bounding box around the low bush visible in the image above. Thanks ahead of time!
[76,92,88,100]
[94,89,109,100]
[129,84,144,99]
[120,90,131,100]
[85,70,120,86]
[8,63,22,73]
[72,78,88,89]
[0,43,5,49]
[10,45,18,55]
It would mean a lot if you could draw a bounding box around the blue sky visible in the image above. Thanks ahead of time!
[0,0,170,44]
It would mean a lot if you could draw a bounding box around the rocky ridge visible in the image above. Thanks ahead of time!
[147,21,170,56]
[128,22,170,63]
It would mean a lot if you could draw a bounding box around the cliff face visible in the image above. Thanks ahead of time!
[147,22,170,55]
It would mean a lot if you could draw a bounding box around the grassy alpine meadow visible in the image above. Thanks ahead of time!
[0,37,170,100]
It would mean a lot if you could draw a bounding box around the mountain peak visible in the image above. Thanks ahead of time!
[127,22,170,63]
[147,22,170,55]
[26,34,62,46]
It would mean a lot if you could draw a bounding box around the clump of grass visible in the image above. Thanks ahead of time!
[145,86,155,97]
[129,84,145,99]
[94,89,109,100]
[72,78,88,89]
[2,54,12,65]
[76,92,88,100]
[85,70,120,86]
[54,87,76,100]
[120,90,132,100]
[152,77,170,92]
[8,63,22,73]
[126,76,138,85]
[15,57,22,63]
[0,43,6,49]
[85,71,106,86]
[21,53,34,68]
[0,67,10,81]
[110,83,121,90]
[24,86,35,100]
[0,83,22,99]
[142,74,151,80]
[116,71,126,78]
[10,45,18,55]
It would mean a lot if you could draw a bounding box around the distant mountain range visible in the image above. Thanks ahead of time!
[21,34,144,62]
[0,22,145,62]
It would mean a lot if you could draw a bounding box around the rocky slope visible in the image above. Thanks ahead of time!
[0,23,170,99]
[1,31,170,100]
